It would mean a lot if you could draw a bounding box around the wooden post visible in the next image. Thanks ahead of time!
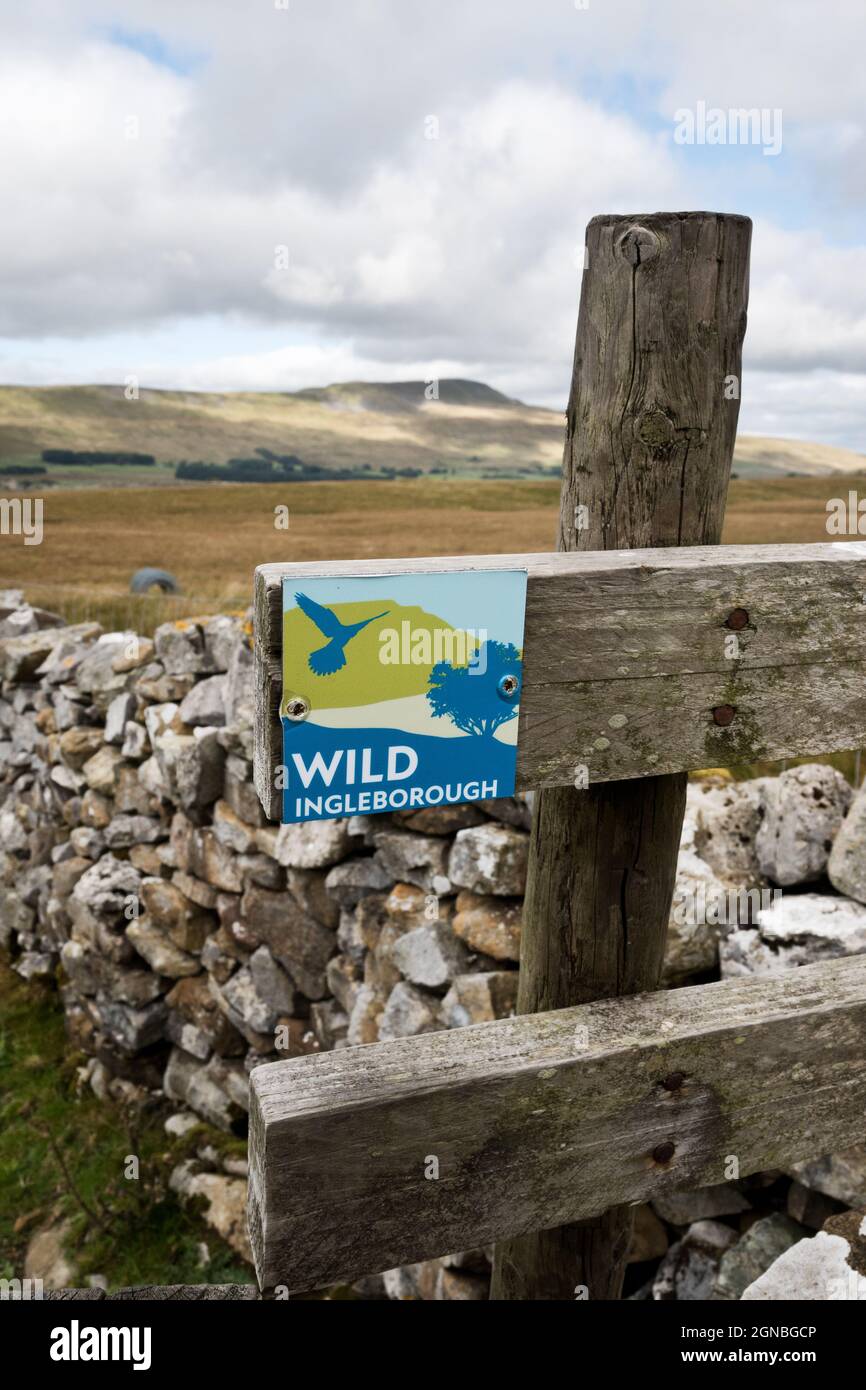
[490,211,752,1300]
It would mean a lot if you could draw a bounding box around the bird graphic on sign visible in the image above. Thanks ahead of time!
[294,591,389,675]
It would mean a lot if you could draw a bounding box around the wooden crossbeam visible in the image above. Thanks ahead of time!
[248,954,866,1292]
[254,540,866,817]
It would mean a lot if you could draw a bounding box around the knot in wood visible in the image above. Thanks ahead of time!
[635,407,676,452]
[617,224,660,266]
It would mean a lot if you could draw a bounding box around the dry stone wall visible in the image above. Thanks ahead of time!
[3,590,866,1300]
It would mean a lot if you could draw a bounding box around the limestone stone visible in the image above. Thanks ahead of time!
[173,870,219,910]
[223,758,265,826]
[395,804,487,836]
[652,1183,751,1227]
[104,692,137,745]
[663,848,739,982]
[163,1047,247,1132]
[154,618,219,676]
[240,884,336,999]
[52,855,91,898]
[721,893,866,976]
[72,855,141,920]
[60,940,164,1006]
[1,624,99,682]
[126,917,200,977]
[58,726,104,770]
[81,746,124,795]
[197,828,243,893]
[828,781,866,903]
[179,674,228,728]
[325,855,393,907]
[153,730,225,809]
[121,721,149,760]
[373,830,451,893]
[112,638,154,673]
[741,1224,866,1300]
[693,777,767,884]
[378,981,442,1040]
[272,817,352,869]
[104,815,164,849]
[652,1220,738,1301]
[452,890,521,961]
[326,952,364,1013]
[237,852,282,889]
[164,975,244,1059]
[214,950,296,1038]
[92,995,167,1053]
[169,1165,252,1262]
[391,921,470,989]
[438,970,518,1028]
[448,823,528,896]
[787,1147,866,1207]
[714,1213,806,1300]
[286,867,340,930]
[211,800,257,854]
[140,877,213,951]
[114,764,161,817]
[346,984,384,1045]
[756,763,852,886]
[310,997,349,1050]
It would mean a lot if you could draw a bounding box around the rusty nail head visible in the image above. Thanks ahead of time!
[712,704,736,727]
[661,1072,685,1092]
[725,608,749,631]
[652,1141,676,1165]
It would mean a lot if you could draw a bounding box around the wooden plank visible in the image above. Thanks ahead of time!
[254,539,866,818]
[248,953,866,1292]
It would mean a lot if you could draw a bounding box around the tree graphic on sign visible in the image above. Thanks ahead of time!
[426,640,521,737]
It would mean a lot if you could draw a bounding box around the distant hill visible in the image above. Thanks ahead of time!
[0,380,861,483]
[0,380,561,482]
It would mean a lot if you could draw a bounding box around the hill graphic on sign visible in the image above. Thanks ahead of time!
[283,597,483,710]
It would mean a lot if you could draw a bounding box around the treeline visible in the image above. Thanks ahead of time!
[175,452,357,483]
[42,449,155,466]
[1,463,47,475]
[175,450,427,483]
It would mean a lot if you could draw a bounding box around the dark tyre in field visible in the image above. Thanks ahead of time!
[129,567,181,595]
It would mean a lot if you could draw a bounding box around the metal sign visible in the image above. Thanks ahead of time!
[280,568,528,824]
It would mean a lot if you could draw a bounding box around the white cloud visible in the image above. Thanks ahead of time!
[0,1,865,446]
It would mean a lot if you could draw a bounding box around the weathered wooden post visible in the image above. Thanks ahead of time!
[490,211,752,1299]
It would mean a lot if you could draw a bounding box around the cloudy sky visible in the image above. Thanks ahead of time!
[2,0,865,445]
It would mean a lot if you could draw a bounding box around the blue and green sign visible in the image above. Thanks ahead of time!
[280,569,528,823]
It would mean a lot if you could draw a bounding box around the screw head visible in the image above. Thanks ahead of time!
[712,703,736,727]
[497,673,520,702]
[652,1141,676,1165]
[285,697,309,721]
[724,608,749,631]
[661,1072,685,1092]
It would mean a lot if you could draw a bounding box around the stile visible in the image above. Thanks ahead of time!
[248,954,866,1293]
[249,209,866,1302]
